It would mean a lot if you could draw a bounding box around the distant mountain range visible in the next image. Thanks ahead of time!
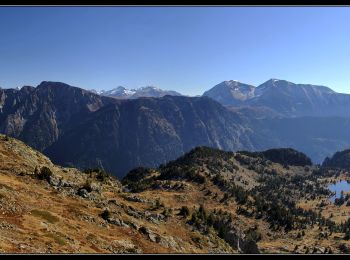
[1,80,350,177]
[203,79,350,118]
[90,86,182,99]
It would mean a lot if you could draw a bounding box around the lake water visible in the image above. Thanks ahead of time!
[328,180,350,202]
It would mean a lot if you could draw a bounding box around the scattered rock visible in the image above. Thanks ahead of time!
[215,222,260,254]
[0,221,15,230]
[108,199,118,205]
[314,246,326,254]
[338,243,350,253]
[129,222,140,230]
[81,215,96,223]
[60,180,74,188]
[138,226,160,243]
[148,232,159,243]
[106,216,129,228]
[90,182,101,193]
[108,218,122,226]
[48,175,60,187]
[158,235,181,251]
[126,208,143,219]
[121,221,130,228]
[113,239,143,253]
[77,188,89,198]
[124,196,148,203]
[146,213,167,224]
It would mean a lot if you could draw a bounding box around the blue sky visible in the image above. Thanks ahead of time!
[1,6,350,95]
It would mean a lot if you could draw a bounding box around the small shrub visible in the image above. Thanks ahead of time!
[35,167,53,182]
[339,243,350,253]
[45,233,66,246]
[31,209,59,224]
[179,206,190,217]
[84,168,111,182]
[100,209,111,221]
[218,225,225,238]
[162,208,173,218]
[246,227,262,242]
[82,180,93,192]
[153,198,164,209]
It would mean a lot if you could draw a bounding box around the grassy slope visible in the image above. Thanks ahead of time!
[1,136,350,253]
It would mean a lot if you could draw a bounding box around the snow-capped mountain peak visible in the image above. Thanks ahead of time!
[96,85,182,99]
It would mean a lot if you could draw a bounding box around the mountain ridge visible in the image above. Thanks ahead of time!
[203,79,350,118]
[2,80,350,177]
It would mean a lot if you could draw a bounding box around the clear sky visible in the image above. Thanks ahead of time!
[1,6,350,95]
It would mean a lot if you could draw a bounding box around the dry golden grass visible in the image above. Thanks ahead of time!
[1,134,350,254]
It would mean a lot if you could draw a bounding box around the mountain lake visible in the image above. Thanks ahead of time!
[328,180,350,202]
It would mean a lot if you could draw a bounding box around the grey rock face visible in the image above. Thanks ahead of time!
[48,175,60,187]
[78,188,89,198]
[138,226,160,243]
[203,80,256,106]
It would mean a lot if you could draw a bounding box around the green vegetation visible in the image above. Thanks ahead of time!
[236,148,312,167]
[122,167,155,192]
[162,208,173,218]
[323,149,350,170]
[34,166,53,182]
[31,209,59,224]
[261,148,312,166]
[179,206,190,217]
[159,165,206,184]
[187,205,259,253]
[121,145,350,242]
[152,198,164,210]
[44,232,66,246]
[100,209,111,221]
[245,225,262,243]
[83,168,113,182]
[334,191,346,206]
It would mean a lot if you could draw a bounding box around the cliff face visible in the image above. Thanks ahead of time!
[0,82,115,151]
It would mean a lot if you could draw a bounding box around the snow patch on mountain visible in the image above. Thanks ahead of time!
[96,86,182,99]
